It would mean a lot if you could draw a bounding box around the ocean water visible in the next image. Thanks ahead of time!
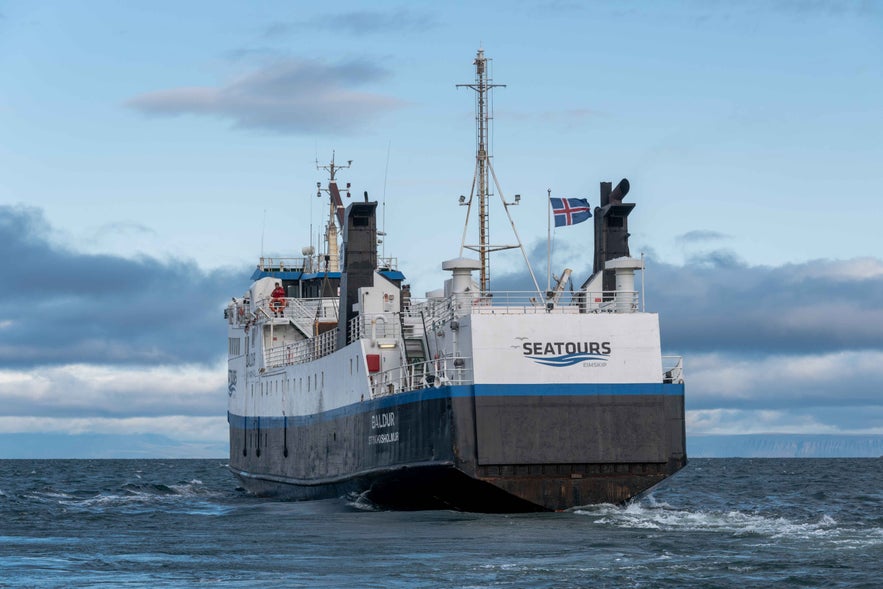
[0,459,880,588]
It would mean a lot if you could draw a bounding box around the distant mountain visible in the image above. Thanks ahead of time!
[0,433,226,459]
[688,434,883,458]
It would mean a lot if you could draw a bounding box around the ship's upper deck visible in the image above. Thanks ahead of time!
[251,256,403,282]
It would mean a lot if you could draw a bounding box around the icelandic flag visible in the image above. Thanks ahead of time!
[551,197,592,227]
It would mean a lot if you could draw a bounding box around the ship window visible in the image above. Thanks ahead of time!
[350,358,353,375]
[307,377,310,392]
[322,372,324,388]
[609,216,624,228]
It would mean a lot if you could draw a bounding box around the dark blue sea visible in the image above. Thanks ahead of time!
[1,459,880,588]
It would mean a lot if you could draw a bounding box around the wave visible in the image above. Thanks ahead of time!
[526,353,609,367]
[573,495,883,548]
[12,478,232,517]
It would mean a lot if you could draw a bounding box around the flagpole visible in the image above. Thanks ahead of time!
[547,188,552,293]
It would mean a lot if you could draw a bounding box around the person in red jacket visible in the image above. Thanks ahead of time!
[270,282,286,317]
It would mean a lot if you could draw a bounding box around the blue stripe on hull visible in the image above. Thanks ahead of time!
[228,382,684,429]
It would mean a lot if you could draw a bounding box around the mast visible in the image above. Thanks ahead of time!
[316,153,351,273]
[457,49,542,296]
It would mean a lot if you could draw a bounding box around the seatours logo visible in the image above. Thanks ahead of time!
[520,340,610,367]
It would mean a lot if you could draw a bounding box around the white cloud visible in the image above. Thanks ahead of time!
[686,408,849,435]
[790,257,883,281]
[0,362,226,417]
[688,350,883,407]
[126,58,406,135]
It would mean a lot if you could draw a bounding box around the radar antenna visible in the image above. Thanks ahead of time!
[315,152,352,273]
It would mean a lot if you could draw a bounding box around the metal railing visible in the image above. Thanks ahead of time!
[377,257,398,271]
[405,290,642,320]
[347,313,402,344]
[258,257,309,272]
[662,356,684,384]
[256,296,338,323]
[369,356,473,398]
[265,328,339,369]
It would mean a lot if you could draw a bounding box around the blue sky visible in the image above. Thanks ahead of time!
[1,1,882,457]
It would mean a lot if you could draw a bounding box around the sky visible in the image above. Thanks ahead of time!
[1,0,882,457]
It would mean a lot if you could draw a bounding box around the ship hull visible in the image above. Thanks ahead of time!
[228,383,686,511]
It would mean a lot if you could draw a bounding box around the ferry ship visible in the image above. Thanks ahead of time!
[224,51,686,511]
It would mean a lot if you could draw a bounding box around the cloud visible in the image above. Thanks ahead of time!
[687,351,883,410]
[126,58,406,135]
[263,8,437,38]
[91,221,156,240]
[0,204,245,368]
[0,362,225,418]
[686,407,883,436]
[649,252,883,355]
[676,229,732,245]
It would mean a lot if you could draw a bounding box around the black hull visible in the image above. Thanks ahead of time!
[228,383,686,512]
[230,463,545,512]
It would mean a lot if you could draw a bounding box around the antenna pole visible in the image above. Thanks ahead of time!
[547,188,552,292]
[316,153,352,273]
[456,49,542,298]
[261,208,267,259]
[382,140,391,261]
[457,49,504,293]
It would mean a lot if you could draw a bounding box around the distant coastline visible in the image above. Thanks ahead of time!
[1,433,882,459]
[688,434,883,458]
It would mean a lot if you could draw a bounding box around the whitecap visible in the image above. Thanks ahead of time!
[574,499,882,548]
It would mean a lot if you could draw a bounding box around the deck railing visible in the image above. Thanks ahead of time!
[258,256,309,272]
[662,356,685,384]
[255,296,338,323]
[347,313,402,344]
[264,328,339,369]
[406,289,641,319]
[369,356,473,398]
[258,256,399,274]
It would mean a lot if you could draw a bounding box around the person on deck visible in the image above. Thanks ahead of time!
[270,282,286,317]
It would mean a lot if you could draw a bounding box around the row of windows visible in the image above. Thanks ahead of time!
[248,354,362,397]
[229,336,251,356]
[251,373,321,396]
